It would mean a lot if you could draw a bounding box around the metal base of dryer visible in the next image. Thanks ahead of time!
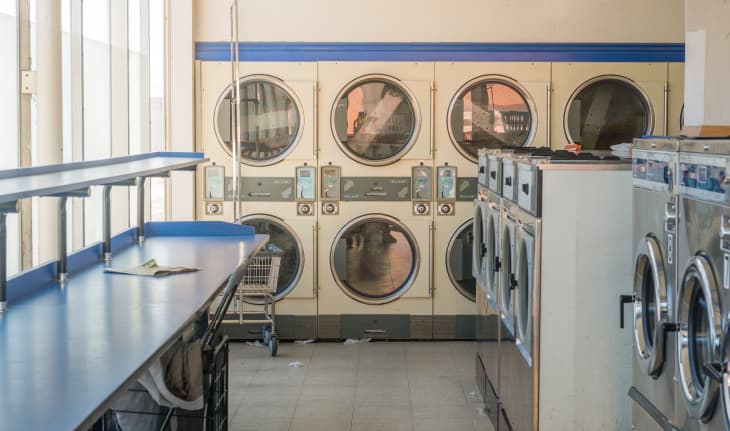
[220,315,317,340]
[318,315,477,340]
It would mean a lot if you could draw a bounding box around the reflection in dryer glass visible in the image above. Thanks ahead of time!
[448,222,476,302]
[333,219,417,299]
[450,81,532,157]
[242,219,301,300]
[566,78,649,150]
[688,284,711,393]
[333,79,416,162]
[642,263,657,349]
[217,80,300,163]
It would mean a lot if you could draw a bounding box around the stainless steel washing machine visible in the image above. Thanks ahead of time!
[673,140,729,431]
[627,138,681,430]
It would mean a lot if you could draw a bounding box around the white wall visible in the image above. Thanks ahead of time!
[684,0,730,126]
[194,0,684,43]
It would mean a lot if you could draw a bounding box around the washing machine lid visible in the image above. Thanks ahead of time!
[331,75,420,166]
[448,220,476,302]
[677,255,721,423]
[215,75,303,166]
[633,235,671,378]
[330,214,420,305]
[447,76,536,162]
[515,228,534,365]
[564,75,653,151]
[239,215,305,303]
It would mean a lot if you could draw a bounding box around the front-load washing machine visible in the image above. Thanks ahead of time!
[499,150,633,430]
[551,62,668,150]
[627,138,681,430]
[673,140,729,431]
[195,61,318,339]
[474,149,504,429]
[317,62,434,339]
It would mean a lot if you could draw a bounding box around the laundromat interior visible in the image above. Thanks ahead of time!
[6,0,730,430]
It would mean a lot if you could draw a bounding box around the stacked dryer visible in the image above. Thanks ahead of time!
[434,63,549,340]
[671,139,730,431]
[628,138,681,430]
[316,62,435,339]
[195,62,318,339]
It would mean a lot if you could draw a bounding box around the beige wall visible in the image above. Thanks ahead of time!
[684,0,730,126]
[194,0,684,43]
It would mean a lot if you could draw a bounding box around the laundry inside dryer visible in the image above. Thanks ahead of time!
[333,218,417,299]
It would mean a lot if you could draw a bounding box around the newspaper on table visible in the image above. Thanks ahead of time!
[104,259,199,277]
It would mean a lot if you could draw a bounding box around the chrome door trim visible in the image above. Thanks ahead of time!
[632,234,670,378]
[677,254,721,422]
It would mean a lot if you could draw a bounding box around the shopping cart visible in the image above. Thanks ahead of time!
[217,253,281,356]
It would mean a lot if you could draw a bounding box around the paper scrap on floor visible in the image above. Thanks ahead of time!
[104,259,199,277]
[343,338,371,345]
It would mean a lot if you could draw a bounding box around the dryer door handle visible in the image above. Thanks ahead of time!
[703,361,725,383]
[619,294,635,329]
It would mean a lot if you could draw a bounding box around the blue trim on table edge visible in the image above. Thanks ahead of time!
[6,221,256,304]
[0,152,205,180]
[195,42,685,62]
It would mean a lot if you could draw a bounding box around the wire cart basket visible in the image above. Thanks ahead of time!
[217,253,281,356]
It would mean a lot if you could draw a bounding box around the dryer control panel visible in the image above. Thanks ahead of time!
[679,153,728,203]
[296,166,316,201]
[412,165,432,216]
[437,166,457,201]
[321,165,341,215]
[203,164,225,216]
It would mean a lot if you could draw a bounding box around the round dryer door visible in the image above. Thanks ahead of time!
[485,204,499,307]
[331,75,419,166]
[633,236,671,378]
[472,202,486,289]
[215,75,302,166]
[448,220,477,302]
[677,255,721,423]
[515,230,534,362]
[564,75,653,151]
[331,214,420,304]
[448,76,535,161]
[500,218,516,334]
[240,215,304,302]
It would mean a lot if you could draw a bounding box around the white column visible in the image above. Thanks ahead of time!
[36,0,64,262]
[110,0,130,232]
[167,0,195,220]
[684,0,730,127]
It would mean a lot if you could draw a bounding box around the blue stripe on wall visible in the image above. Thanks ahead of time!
[195,42,685,63]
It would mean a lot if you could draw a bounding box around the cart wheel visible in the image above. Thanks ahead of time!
[269,336,278,357]
[262,326,272,344]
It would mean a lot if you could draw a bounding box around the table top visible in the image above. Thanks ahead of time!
[0,152,206,205]
[0,221,267,430]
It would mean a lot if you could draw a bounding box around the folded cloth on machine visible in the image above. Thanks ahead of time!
[104,258,199,277]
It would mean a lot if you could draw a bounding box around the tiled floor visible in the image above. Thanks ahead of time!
[228,341,494,431]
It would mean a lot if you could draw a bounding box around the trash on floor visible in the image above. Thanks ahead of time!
[245,340,265,347]
[294,339,315,344]
[288,361,304,368]
[343,338,371,345]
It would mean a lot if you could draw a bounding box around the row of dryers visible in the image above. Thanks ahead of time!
[193,59,682,341]
[630,138,730,431]
[473,147,634,430]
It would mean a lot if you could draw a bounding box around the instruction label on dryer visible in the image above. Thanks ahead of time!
[341,177,411,201]
[224,177,295,201]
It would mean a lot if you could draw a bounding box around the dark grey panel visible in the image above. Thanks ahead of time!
[224,177,295,201]
[433,316,457,339]
[219,315,316,340]
[318,315,342,339]
[456,315,476,339]
[341,177,411,201]
[457,177,478,201]
[410,315,434,339]
[341,315,411,339]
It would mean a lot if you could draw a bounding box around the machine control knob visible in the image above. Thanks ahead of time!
[323,202,338,215]
[414,202,429,215]
[206,202,222,215]
[439,203,454,215]
[298,203,313,216]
